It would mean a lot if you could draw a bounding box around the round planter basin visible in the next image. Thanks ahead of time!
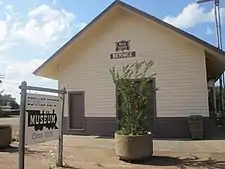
[115,132,153,161]
[0,125,12,148]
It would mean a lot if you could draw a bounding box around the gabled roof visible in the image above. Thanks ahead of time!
[33,0,225,76]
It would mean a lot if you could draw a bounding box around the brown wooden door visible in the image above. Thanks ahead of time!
[69,92,85,129]
[147,80,156,132]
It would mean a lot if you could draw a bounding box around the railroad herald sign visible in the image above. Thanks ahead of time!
[110,40,136,59]
[25,93,61,145]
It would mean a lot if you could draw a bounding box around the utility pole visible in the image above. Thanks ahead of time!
[197,0,224,115]
[0,74,4,112]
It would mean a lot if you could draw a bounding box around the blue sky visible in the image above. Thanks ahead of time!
[0,0,224,102]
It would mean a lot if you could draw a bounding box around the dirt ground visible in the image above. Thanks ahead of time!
[1,117,225,169]
[1,136,225,169]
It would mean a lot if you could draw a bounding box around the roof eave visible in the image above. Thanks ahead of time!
[118,0,225,56]
[33,0,225,78]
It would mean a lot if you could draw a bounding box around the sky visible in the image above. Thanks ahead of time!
[0,0,225,102]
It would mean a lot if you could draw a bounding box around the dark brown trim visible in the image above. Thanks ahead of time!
[33,0,225,76]
[67,91,85,131]
[154,117,190,138]
[63,116,225,139]
[154,117,225,139]
[63,116,117,136]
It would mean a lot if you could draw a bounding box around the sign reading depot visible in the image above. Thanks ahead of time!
[25,93,61,145]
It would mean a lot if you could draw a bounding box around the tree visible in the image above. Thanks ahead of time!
[0,94,19,109]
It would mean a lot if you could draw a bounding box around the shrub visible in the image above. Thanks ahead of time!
[110,60,155,136]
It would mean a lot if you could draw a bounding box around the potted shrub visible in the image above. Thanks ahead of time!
[0,124,12,148]
[110,60,155,161]
[188,115,204,140]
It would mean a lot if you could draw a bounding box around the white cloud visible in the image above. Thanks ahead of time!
[0,8,22,51]
[206,26,214,35]
[163,3,225,29]
[5,4,13,11]
[52,0,58,5]
[0,20,17,51]
[75,22,87,31]
[0,21,7,44]
[0,3,85,102]
[0,21,20,51]
[0,82,21,101]
[5,59,45,76]
[0,56,57,102]
[0,4,85,50]
[16,4,75,47]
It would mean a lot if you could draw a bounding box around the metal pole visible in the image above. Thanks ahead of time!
[57,87,66,167]
[216,0,223,49]
[213,0,220,48]
[18,81,27,169]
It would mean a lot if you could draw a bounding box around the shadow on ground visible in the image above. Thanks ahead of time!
[96,136,225,141]
[0,146,18,153]
[180,156,225,169]
[0,115,19,118]
[130,155,181,166]
[61,164,81,169]
[0,146,48,155]
[95,136,114,139]
[154,137,225,141]
[153,138,192,141]
[122,155,225,169]
[25,148,49,155]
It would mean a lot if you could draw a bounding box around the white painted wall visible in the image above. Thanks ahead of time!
[59,10,209,118]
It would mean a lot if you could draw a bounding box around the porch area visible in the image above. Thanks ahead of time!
[205,51,225,138]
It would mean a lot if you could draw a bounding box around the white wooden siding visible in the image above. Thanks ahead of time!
[59,11,209,117]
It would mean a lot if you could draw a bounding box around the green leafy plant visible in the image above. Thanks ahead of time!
[12,131,19,142]
[110,60,155,136]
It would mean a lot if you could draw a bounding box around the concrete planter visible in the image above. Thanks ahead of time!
[0,125,12,148]
[115,132,153,161]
